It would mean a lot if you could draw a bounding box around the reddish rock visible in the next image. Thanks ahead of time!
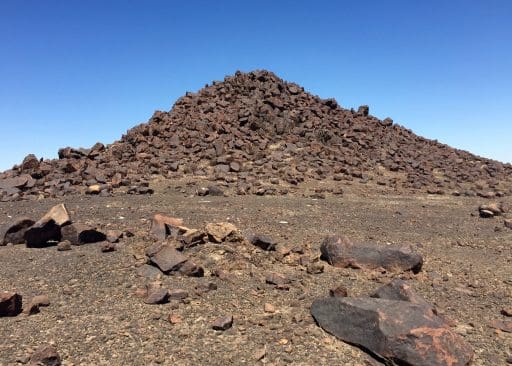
[106,229,123,243]
[329,285,348,298]
[144,288,169,304]
[212,315,233,331]
[148,244,188,273]
[311,297,473,366]
[24,204,71,247]
[489,319,512,333]
[28,345,61,366]
[100,242,116,252]
[150,214,184,241]
[320,236,423,273]
[371,278,430,306]
[0,291,22,316]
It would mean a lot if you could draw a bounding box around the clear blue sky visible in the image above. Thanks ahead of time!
[1,0,511,171]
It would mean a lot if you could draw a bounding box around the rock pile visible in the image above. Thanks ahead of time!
[1,70,511,201]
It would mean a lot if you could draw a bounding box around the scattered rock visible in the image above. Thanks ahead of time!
[212,315,233,331]
[148,244,188,273]
[320,236,423,273]
[329,286,348,298]
[106,229,123,243]
[248,234,277,251]
[168,289,189,301]
[489,319,512,333]
[150,214,184,241]
[28,345,61,366]
[168,313,182,324]
[61,224,106,245]
[100,242,116,252]
[1,217,35,245]
[56,240,72,251]
[136,264,162,278]
[0,291,22,317]
[505,219,512,229]
[371,278,430,306]
[24,204,71,247]
[311,297,473,366]
[501,308,512,317]
[306,262,324,274]
[205,222,240,243]
[266,272,290,289]
[144,288,169,305]
[264,303,276,313]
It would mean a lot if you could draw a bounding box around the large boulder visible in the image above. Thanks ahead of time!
[320,236,423,273]
[311,297,473,366]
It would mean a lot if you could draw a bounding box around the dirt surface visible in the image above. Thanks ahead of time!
[1,181,511,365]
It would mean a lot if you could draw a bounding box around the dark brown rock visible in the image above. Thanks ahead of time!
[0,291,22,316]
[329,286,348,298]
[212,315,233,331]
[149,244,187,272]
[1,217,35,245]
[28,345,61,366]
[489,319,512,333]
[311,297,473,366]
[320,236,423,273]
[371,278,430,306]
[24,220,61,247]
[100,242,116,252]
[144,288,169,304]
[61,224,106,245]
[248,234,277,251]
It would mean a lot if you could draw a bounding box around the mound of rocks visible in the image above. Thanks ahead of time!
[2,70,511,201]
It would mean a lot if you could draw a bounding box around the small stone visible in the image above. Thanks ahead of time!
[28,345,61,366]
[136,264,162,278]
[87,184,101,195]
[501,308,512,317]
[479,209,494,218]
[100,242,116,252]
[212,315,233,331]
[306,262,324,274]
[205,222,240,243]
[329,285,348,298]
[56,240,72,251]
[248,234,276,251]
[106,230,123,243]
[144,288,169,304]
[168,289,189,301]
[168,313,182,324]
[264,303,275,313]
[31,295,50,307]
[489,319,512,333]
[266,272,290,289]
[149,214,184,241]
[504,219,512,229]
[0,291,22,316]
[61,224,106,245]
[148,244,188,273]
[24,302,40,315]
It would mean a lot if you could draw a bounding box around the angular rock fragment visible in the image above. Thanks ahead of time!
[371,278,430,306]
[100,242,116,252]
[150,214,183,241]
[24,204,71,247]
[212,315,233,331]
[148,244,188,273]
[0,291,22,316]
[205,222,240,243]
[329,285,348,298]
[144,288,169,304]
[311,297,473,366]
[56,240,72,251]
[1,217,35,245]
[106,229,123,243]
[505,219,512,229]
[28,345,61,366]
[61,224,106,245]
[320,236,423,273]
[248,234,277,251]
[489,319,512,333]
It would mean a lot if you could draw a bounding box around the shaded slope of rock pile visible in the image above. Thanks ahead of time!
[1,70,512,201]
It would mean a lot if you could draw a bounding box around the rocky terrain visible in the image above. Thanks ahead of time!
[1,71,512,365]
[1,70,511,201]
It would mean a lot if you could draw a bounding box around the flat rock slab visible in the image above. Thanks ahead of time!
[28,345,61,366]
[311,297,473,366]
[0,291,22,317]
[148,244,187,273]
[320,236,423,273]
